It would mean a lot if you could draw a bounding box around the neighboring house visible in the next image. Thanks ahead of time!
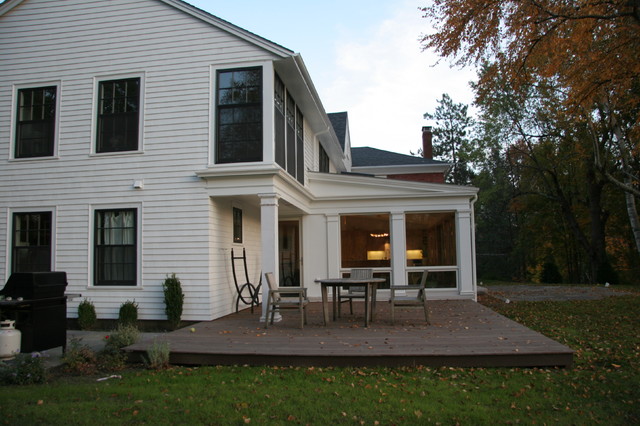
[0,0,479,323]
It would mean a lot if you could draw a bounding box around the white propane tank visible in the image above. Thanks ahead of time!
[0,320,21,359]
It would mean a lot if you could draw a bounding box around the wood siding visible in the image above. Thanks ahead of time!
[0,0,279,320]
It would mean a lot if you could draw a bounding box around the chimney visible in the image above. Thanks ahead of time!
[422,126,433,159]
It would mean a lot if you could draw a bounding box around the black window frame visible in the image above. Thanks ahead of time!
[233,207,243,243]
[216,67,263,164]
[273,72,305,183]
[96,77,140,153]
[15,86,57,158]
[94,208,137,286]
[319,144,330,173]
[12,211,52,273]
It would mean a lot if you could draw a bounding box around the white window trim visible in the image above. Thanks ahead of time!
[5,207,57,278]
[90,72,145,156]
[8,81,62,161]
[88,203,143,288]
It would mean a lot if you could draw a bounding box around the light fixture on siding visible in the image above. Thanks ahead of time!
[133,180,144,189]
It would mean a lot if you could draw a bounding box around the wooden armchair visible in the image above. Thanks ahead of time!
[389,271,429,325]
[264,272,309,329]
[338,268,373,316]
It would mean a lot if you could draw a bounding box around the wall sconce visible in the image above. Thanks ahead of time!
[406,249,423,260]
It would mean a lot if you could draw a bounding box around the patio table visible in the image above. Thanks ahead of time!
[314,278,386,327]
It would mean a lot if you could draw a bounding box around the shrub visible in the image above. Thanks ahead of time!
[163,273,184,330]
[104,324,139,351]
[144,341,171,370]
[77,299,97,330]
[118,300,138,327]
[0,353,47,385]
[540,261,563,284]
[62,338,98,375]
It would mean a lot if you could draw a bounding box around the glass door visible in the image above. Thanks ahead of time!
[279,220,300,287]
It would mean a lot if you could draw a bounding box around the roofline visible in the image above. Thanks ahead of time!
[352,163,451,175]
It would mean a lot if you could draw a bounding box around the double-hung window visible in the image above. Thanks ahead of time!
[94,209,137,286]
[12,212,52,273]
[96,78,140,153]
[274,73,305,183]
[15,86,57,158]
[216,68,262,163]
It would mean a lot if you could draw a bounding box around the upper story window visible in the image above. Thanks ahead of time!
[274,73,304,183]
[96,78,140,153]
[15,86,57,158]
[216,68,262,163]
[319,144,329,172]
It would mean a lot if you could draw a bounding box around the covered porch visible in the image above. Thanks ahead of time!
[125,300,574,368]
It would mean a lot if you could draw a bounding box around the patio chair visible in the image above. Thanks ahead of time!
[264,272,309,329]
[338,268,373,316]
[389,270,429,325]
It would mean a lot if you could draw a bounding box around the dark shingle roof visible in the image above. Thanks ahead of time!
[327,112,348,151]
[351,147,446,167]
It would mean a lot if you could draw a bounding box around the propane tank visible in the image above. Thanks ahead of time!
[0,320,21,359]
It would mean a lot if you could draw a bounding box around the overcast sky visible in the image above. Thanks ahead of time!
[188,0,477,155]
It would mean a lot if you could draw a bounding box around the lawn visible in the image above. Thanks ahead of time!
[1,289,638,424]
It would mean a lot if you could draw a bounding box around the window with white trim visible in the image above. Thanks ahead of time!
[12,211,52,273]
[94,208,137,286]
[15,86,57,158]
[96,78,140,153]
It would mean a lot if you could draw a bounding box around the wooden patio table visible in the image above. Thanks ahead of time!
[314,277,386,327]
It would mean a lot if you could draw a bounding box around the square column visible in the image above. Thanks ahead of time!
[259,193,279,321]
[390,212,406,287]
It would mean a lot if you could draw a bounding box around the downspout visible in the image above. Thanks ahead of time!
[470,193,479,301]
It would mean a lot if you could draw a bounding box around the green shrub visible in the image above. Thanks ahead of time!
[77,299,97,330]
[105,324,139,351]
[163,273,184,330]
[62,338,98,375]
[118,300,138,327]
[540,261,563,283]
[144,341,171,370]
[0,353,47,385]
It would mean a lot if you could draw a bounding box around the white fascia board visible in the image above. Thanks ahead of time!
[0,0,24,15]
[308,171,479,200]
[160,0,294,58]
[352,163,451,176]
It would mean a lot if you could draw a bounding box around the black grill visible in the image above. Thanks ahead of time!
[0,272,68,352]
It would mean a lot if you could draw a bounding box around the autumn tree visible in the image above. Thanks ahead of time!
[421,0,640,254]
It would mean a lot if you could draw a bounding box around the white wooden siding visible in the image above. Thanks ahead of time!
[0,0,280,320]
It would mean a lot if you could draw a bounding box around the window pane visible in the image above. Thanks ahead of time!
[233,207,243,243]
[95,209,136,286]
[12,212,52,273]
[405,212,456,266]
[340,214,390,268]
[97,78,140,153]
[16,86,56,158]
[216,68,262,163]
[408,270,456,289]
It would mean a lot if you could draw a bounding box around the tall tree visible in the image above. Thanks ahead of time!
[423,93,476,185]
[421,0,640,255]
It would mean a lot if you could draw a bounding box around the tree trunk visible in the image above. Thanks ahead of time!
[624,180,640,253]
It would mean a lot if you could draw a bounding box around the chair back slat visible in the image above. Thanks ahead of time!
[350,268,373,279]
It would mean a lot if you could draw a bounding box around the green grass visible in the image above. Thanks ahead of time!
[1,293,639,425]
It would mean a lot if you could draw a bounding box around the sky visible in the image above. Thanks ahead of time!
[188,0,477,156]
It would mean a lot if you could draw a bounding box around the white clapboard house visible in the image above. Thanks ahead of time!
[0,0,478,323]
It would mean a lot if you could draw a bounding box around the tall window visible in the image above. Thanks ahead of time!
[274,73,305,183]
[94,209,137,286]
[12,212,52,273]
[216,68,262,163]
[233,207,243,243]
[96,78,140,153]
[15,86,56,158]
[319,144,329,173]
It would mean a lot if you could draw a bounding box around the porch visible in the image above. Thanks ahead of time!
[125,300,574,368]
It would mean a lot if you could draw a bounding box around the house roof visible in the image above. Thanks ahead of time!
[351,147,447,167]
[327,112,348,151]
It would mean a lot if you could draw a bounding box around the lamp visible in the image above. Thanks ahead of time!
[406,249,423,260]
[367,250,386,260]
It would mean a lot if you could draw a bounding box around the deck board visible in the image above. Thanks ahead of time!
[125,300,573,368]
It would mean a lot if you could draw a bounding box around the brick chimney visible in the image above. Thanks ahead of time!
[422,126,433,159]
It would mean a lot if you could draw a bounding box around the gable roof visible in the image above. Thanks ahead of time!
[327,112,348,151]
[351,147,447,167]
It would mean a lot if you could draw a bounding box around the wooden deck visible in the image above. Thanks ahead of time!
[125,300,574,368]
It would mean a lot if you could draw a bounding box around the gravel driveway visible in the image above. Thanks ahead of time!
[483,284,635,302]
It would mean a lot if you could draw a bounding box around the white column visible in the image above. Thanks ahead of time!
[259,193,280,321]
[457,209,475,298]
[326,214,341,278]
[390,212,406,287]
